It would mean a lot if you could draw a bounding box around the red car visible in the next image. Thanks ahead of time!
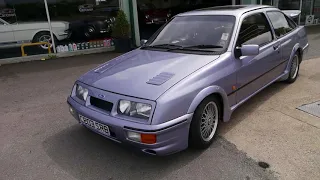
[138,3,171,25]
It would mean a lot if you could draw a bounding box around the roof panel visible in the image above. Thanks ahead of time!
[178,5,275,17]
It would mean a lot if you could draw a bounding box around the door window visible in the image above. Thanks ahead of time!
[236,13,273,47]
[267,11,294,38]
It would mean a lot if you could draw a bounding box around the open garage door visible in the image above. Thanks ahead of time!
[137,0,233,40]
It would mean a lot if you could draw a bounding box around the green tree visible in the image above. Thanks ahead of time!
[111,10,130,39]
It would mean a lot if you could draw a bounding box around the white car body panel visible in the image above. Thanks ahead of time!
[0,18,70,48]
[0,18,15,43]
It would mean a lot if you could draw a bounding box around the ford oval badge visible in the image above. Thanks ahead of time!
[98,94,105,99]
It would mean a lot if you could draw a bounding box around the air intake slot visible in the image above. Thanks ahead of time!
[146,72,174,86]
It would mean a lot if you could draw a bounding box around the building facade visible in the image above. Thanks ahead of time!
[120,0,319,46]
[0,0,319,60]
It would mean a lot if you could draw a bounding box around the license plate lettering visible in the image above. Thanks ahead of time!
[79,115,110,136]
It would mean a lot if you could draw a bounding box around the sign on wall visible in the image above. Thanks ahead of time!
[0,8,16,17]
[78,4,94,13]
[305,15,315,25]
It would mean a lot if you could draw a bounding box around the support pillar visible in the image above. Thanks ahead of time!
[119,0,141,47]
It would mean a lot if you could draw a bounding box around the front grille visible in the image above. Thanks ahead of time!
[90,97,113,112]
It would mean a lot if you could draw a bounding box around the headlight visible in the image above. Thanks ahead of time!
[118,100,152,120]
[76,84,88,101]
[145,15,150,19]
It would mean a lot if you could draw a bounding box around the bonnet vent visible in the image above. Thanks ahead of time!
[146,72,175,86]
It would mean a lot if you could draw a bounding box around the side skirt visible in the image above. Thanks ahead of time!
[229,71,288,113]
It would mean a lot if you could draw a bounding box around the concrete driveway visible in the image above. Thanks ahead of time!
[0,54,276,180]
[220,57,320,180]
[0,54,319,180]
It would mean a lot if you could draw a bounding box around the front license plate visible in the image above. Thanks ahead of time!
[79,114,110,136]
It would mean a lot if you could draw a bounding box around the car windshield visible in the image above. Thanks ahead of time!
[147,15,236,53]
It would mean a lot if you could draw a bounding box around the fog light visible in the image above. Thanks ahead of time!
[127,131,157,144]
[127,131,141,142]
[69,106,75,115]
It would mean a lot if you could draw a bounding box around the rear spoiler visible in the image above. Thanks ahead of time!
[282,10,301,19]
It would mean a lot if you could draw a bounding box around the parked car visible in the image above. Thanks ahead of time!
[138,3,171,26]
[69,7,118,40]
[67,5,308,155]
[0,17,70,50]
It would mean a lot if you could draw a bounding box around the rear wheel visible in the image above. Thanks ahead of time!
[285,54,300,83]
[189,96,221,149]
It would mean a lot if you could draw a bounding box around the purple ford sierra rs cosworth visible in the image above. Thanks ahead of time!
[67,5,309,155]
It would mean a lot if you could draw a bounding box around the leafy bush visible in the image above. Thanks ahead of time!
[111,10,130,39]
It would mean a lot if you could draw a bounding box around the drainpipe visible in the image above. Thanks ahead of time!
[128,0,136,45]
[298,0,302,25]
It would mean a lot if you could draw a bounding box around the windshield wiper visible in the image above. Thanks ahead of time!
[184,45,223,49]
[142,44,183,50]
[149,44,183,49]
[142,44,222,52]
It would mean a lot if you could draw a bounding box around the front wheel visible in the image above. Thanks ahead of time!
[189,96,221,149]
[285,54,300,83]
[84,25,96,39]
[32,31,55,50]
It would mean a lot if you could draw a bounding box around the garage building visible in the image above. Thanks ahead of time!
[119,0,319,46]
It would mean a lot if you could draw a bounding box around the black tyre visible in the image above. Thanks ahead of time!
[32,31,55,50]
[285,53,300,83]
[189,96,221,149]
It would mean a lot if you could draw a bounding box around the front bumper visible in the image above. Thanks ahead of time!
[57,32,72,41]
[67,96,192,156]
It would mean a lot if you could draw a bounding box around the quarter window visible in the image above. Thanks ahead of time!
[237,13,273,47]
[267,11,294,37]
[286,16,297,29]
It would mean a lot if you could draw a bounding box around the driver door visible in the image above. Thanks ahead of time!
[235,12,283,103]
[0,19,15,44]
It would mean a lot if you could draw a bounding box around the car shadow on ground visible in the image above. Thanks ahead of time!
[219,82,288,135]
[42,82,287,180]
[42,123,208,180]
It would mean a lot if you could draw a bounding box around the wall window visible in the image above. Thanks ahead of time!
[267,11,294,37]
[0,0,118,60]
[237,13,273,47]
[313,0,320,24]
[241,0,258,4]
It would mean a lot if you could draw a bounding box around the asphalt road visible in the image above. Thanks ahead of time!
[0,54,276,180]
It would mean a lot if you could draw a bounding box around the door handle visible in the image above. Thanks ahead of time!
[273,44,280,51]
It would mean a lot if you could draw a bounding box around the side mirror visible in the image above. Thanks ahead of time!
[236,44,259,57]
[140,39,147,46]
